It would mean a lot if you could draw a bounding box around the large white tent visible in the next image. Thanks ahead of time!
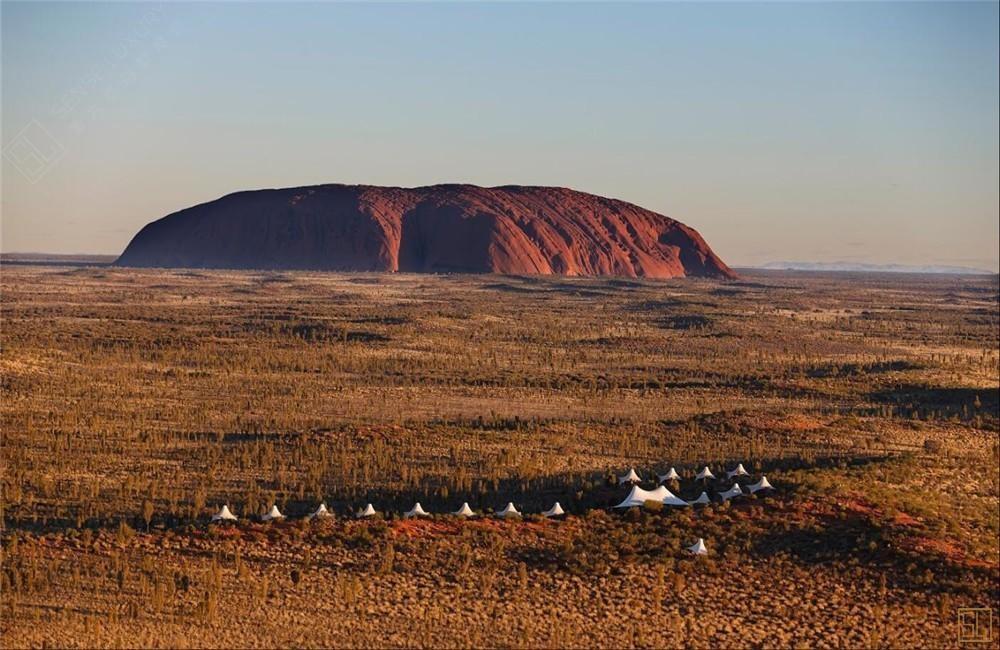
[695,466,715,480]
[404,502,429,518]
[542,502,565,517]
[357,503,377,518]
[726,463,750,479]
[719,484,743,501]
[211,505,238,522]
[496,502,522,518]
[308,503,332,519]
[687,492,710,506]
[618,468,642,484]
[614,485,688,508]
[658,467,680,483]
[453,502,475,517]
[748,476,774,493]
[261,505,285,521]
[687,538,708,555]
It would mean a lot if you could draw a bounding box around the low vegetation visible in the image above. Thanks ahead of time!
[1,266,997,647]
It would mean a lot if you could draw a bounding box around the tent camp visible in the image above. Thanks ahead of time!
[618,468,642,484]
[357,503,377,518]
[496,502,522,518]
[658,467,681,483]
[687,492,710,506]
[719,484,743,501]
[261,505,284,521]
[748,476,774,494]
[452,502,475,517]
[614,485,688,508]
[308,503,332,519]
[695,466,715,481]
[727,463,750,478]
[211,505,238,522]
[542,502,565,517]
[404,502,429,518]
[687,538,708,555]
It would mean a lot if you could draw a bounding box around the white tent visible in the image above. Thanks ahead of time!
[615,485,664,508]
[748,476,774,494]
[261,505,284,521]
[614,485,688,509]
[727,463,750,479]
[687,492,710,506]
[211,505,238,522]
[452,502,475,517]
[357,503,377,518]
[618,468,642,484]
[658,467,680,483]
[542,502,565,517]
[687,538,708,555]
[404,502,429,518]
[719,484,743,501]
[308,503,332,519]
[496,502,522,518]
[695,466,715,480]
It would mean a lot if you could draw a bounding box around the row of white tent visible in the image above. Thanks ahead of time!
[210,466,773,521]
[210,472,772,525]
[614,475,773,508]
[619,463,754,485]
[210,500,567,523]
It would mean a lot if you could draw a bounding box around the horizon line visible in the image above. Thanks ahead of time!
[2,251,997,276]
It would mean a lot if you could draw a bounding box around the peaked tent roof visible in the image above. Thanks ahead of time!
[695,466,716,480]
[404,502,429,518]
[687,538,708,555]
[262,505,285,521]
[719,484,743,501]
[658,467,681,483]
[614,485,667,508]
[496,502,522,518]
[542,502,565,517]
[658,487,688,507]
[748,476,774,493]
[618,468,642,484]
[727,463,750,478]
[357,503,377,518]
[453,502,475,517]
[687,492,710,506]
[211,505,238,522]
[614,485,688,508]
[308,503,332,519]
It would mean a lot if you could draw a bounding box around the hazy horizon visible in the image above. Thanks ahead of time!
[3,2,998,271]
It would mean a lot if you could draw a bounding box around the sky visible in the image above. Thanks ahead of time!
[2,1,998,270]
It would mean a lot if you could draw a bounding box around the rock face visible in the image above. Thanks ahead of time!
[116,184,735,279]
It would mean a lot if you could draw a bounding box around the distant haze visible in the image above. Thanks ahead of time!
[2,2,998,271]
[756,261,997,276]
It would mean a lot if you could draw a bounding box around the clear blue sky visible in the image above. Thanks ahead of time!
[3,1,998,270]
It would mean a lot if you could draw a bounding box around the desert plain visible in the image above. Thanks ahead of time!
[1,264,997,648]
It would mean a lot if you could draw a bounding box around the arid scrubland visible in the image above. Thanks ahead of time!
[1,265,998,648]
